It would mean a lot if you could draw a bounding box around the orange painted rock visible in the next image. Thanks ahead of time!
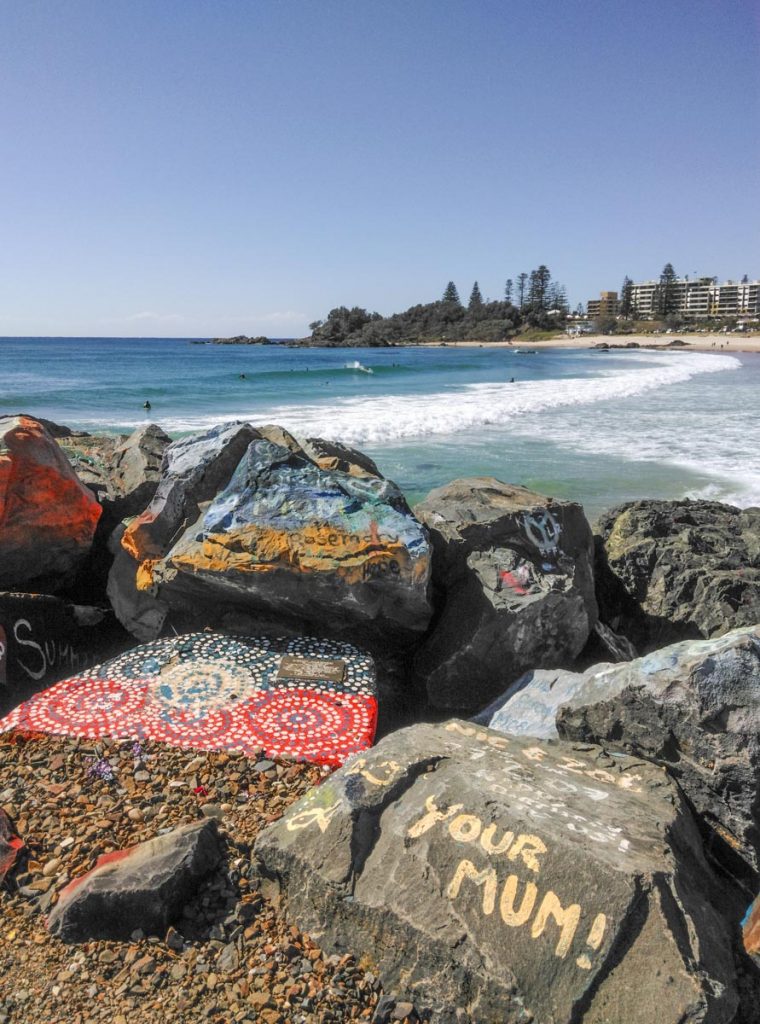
[0,416,102,591]
[744,895,760,964]
[113,423,432,644]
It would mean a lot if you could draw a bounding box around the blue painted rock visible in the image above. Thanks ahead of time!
[0,415,102,591]
[413,478,597,711]
[113,423,432,644]
[0,632,377,767]
[743,895,760,965]
[478,626,760,874]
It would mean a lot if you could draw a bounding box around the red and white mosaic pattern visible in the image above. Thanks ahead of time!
[0,633,377,767]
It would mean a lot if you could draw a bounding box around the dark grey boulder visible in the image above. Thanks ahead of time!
[595,499,760,649]
[47,819,224,942]
[255,720,737,1024]
[413,478,597,710]
[555,625,760,875]
[112,422,432,647]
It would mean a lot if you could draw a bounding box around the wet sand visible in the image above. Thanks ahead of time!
[420,332,760,354]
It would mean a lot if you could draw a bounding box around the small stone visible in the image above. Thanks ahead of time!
[127,808,144,822]
[218,943,239,973]
[42,857,62,877]
[200,803,223,819]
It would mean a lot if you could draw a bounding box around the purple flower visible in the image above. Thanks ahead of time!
[86,757,115,782]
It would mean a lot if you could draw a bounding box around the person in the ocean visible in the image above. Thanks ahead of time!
[509,377,515,383]
[143,401,151,410]
[239,373,246,379]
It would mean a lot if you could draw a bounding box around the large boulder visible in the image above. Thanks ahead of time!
[105,422,172,518]
[254,720,738,1024]
[413,478,597,710]
[0,415,102,592]
[113,422,432,645]
[595,499,760,649]
[477,627,760,875]
[47,819,224,941]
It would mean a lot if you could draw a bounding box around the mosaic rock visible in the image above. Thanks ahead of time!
[595,499,760,650]
[114,422,432,644]
[255,720,737,1024]
[0,415,102,592]
[47,819,224,942]
[0,591,128,714]
[0,632,378,767]
[413,478,597,711]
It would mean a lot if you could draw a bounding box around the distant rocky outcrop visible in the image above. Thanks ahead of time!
[0,415,102,592]
[110,422,432,647]
[595,498,760,649]
[210,335,271,345]
[413,478,597,710]
[477,626,760,875]
[255,720,739,1024]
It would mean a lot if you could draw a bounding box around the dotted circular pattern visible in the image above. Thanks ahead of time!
[0,633,377,767]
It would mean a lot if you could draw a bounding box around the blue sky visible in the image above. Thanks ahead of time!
[1,0,758,337]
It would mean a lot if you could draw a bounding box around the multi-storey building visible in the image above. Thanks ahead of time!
[623,277,759,319]
[586,290,619,319]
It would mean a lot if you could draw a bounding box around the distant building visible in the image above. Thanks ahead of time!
[586,290,619,319]
[624,277,760,319]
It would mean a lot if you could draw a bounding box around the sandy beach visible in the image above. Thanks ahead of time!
[420,332,760,354]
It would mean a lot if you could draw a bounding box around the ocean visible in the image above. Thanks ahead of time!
[1,337,758,522]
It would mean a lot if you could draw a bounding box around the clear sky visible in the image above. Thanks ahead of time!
[1,0,758,337]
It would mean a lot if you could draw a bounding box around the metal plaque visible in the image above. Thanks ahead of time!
[276,655,346,684]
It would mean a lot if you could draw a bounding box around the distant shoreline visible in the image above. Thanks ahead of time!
[415,332,760,355]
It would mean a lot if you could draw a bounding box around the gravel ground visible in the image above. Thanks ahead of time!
[0,730,383,1024]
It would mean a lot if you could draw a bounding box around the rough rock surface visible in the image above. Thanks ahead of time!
[413,478,597,710]
[595,499,760,649]
[47,819,224,941]
[106,422,172,518]
[113,422,431,644]
[255,720,737,1024]
[554,626,760,874]
[0,807,23,884]
[472,667,582,739]
[0,415,102,592]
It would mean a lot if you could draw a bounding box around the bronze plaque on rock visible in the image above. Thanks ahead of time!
[276,656,346,684]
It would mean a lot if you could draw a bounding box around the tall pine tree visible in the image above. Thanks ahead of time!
[468,281,484,311]
[504,278,513,303]
[442,281,461,305]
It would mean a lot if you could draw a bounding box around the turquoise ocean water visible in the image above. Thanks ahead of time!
[1,338,758,522]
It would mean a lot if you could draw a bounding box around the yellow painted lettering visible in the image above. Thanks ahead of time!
[531,891,582,958]
[507,834,547,874]
[480,823,514,856]
[449,814,482,844]
[447,859,498,916]
[407,795,463,838]
[499,874,537,926]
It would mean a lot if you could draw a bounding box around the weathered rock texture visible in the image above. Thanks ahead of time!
[106,422,171,518]
[47,819,224,941]
[413,478,597,710]
[112,422,431,644]
[0,415,102,592]
[554,626,760,875]
[595,499,760,649]
[0,591,127,713]
[255,720,737,1024]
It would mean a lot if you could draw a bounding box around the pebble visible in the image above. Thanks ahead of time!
[0,733,380,1023]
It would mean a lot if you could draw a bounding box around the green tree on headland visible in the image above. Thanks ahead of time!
[442,281,461,305]
[504,278,513,303]
[517,273,528,309]
[468,281,484,311]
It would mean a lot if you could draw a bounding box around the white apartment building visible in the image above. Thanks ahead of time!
[628,277,760,319]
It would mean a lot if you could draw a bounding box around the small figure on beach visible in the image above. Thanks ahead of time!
[143,401,151,410]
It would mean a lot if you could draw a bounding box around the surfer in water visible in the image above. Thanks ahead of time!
[143,401,151,410]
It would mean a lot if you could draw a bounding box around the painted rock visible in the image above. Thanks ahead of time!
[112,423,432,645]
[0,592,128,715]
[413,478,597,711]
[743,895,760,965]
[254,720,737,1024]
[0,415,102,591]
[0,632,377,767]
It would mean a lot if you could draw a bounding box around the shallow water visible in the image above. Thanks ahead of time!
[1,338,758,521]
